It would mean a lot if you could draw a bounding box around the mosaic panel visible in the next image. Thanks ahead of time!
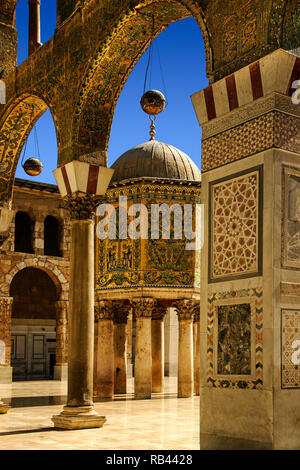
[207,288,263,390]
[281,309,300,389]
[209,166,262,283]
[282,165,300,270]
[217,303,251,375]
[95,182,201,290]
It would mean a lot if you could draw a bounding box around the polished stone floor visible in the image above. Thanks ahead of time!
[0,378,199,450]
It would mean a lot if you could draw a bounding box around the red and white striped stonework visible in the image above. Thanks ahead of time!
[53,161,114,197]
[191,49,300,126]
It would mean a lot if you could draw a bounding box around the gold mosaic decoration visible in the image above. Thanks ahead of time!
[95,181,201,291]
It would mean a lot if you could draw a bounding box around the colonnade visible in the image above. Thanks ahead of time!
[93,297,200,400]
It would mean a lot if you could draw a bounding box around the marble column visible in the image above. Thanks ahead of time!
[174,300,196,398]
[193,307,200,396]
[132,298,155,399]
[126,310,133,378]
[54,300,68,381]
[93,300,114,399]
[113,302,129,394]
[52,194,106,429]
[0,297,13,386]
[151,306,167,393]
[0,297,13,412]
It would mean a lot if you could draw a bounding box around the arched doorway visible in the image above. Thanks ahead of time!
[9,267,61,381]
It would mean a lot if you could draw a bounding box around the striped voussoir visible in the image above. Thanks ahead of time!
[192,50,300,126]
[53,161,114,198]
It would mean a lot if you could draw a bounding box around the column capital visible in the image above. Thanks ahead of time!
[95,300,114,322]
[112,301,129,324]
[63,193,102,220]
[152,305,167,321]
[132,298,156,319]
[173,299,198,322]
[0,296,13,312]
[193,308,200,323]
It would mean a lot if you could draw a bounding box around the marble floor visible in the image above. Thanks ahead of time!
[0,378,200,450]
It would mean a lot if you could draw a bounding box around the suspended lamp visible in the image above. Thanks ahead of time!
[21,121,43,176]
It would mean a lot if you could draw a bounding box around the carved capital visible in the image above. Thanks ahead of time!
[63,193,103,220]
[173,299,198,322]
[95,300,114,322]
[112,301,129,324]
[193,307,200,323]
[152,306,167,321]
[132,298,156,319]
[0,297,13,319]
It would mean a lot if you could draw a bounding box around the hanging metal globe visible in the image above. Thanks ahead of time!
[23,157,43,176]
[140,90,166,116]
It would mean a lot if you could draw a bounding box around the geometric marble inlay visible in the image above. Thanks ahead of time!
[209,167,262,282]
[281,309,300,389]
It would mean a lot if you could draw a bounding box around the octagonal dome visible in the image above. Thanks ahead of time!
[110,140,201,184]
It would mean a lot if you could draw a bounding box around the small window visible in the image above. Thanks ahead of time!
[44,215,61,257]
[14,211,34,254]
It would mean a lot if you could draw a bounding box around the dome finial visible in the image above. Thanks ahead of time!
[140,90,166,141]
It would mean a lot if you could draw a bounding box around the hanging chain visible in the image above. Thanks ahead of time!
[142,14,168,107]
[143,15,155,94]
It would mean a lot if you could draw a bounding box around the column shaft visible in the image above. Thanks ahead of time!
[94,309,114,399]
[174,300,197,398]
[54,300,68,381]
[114,322,127,394]
[151,306,166,393]
[0,297,13,385]
[133,298,155,399]
[178,320,193,397]
[67,219,94,406]
[193,314,200,396]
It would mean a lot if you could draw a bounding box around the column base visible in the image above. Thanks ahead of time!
[54,364,68,381]
[0,367,12,384]
[152,382,164,393]
[127,364,133,378]
[135,387,152,399]
[200,433,272,450]
[52,406,106,430]
[0,402,9,414]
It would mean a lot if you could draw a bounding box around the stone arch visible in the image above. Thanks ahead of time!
[3,259,68,300]
[72,0,212,164]
[0,0,18,26]
[0,93,58,205]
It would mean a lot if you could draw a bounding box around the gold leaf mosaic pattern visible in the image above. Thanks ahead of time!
[282,309,300,389]
[210,168,260,281]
